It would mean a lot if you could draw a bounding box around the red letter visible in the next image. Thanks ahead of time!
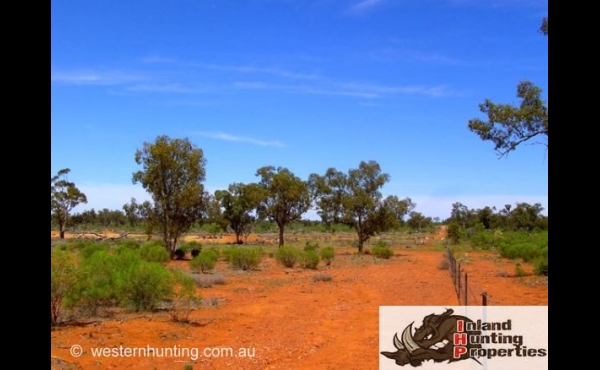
[454,346,467,359]
[457,320,464,332]
[454,333,467,346]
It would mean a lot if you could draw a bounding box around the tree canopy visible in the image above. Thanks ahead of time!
[215,183,263,244]
[310,160,395,252]
[132,135,206,257]
[51,168,88,239]
[468,17,548,158]
[255,166,310,247]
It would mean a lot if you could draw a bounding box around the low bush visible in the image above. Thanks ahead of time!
[304,241,320,252]
[301,250,320,269]
[193,273,227,288]
[119,260,174,311]
[51,249,79,326]
[372,240,393,259]
[190,249,219,273]
[226,247,263,270]
[139,243,170,264]
[320,247,335,266]
[275,246,300,268]
[169,270,200,323]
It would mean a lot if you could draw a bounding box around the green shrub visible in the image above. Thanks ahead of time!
[118,239,142,250]
[372,244,393,259]
[169,270,200,323]
[320,247,335,266]
[118,260,174,311]
[139,243,170,263]
[533,256,548,276]
[304,241,320,252]
[275,246,300,268]
[301,250,320,269]
[75,250,122,312]
[80,242,110,260]
[514,263,527,277]
[190,249,219,273]
[227,247,263,270]
[51,249,79,326]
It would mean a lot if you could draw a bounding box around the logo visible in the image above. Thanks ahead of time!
[381,308,482,367]
[380,306,548,369]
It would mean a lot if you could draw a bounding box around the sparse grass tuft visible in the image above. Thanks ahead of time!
[312,273,333,283]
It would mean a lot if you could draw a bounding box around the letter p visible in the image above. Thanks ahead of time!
[454,346,467,359]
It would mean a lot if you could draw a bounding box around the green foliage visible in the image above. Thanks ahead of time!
[371,240,393,259]
[80,242,111,261]
[446,221,465,244]
[75,250,122,313]
[533,256,548,276]
[190,249,219,273]
[169,269,199,322]
[468,81,548,158]
[118,239,142,250]
[303,241,320,252]
[132,135,207,256]
[51,249,79,325]
[301,250,320,269]
[225,247,263,270]
[51,168,88,239]
[496,231,547,262]
[309,161,393,252]
[139,243,171,263]
[468,21,547,158]
[275,246,301,268]
[255,166,311,247]
[119,259,174,311]
[215,183,263,244]
[320,246,335,266]
[514,263,527,277]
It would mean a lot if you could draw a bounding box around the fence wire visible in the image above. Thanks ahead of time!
[446,246,490,306]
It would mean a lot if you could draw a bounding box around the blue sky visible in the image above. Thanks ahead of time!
[51,0,548,220]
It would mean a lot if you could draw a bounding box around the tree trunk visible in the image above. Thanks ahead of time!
[278,223,285,247]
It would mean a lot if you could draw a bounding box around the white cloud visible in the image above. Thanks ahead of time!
[194,132,285,147]
[51,70,144,85]
[346,0,388,15]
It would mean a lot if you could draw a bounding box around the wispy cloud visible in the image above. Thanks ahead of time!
[51,70,145,85]
[141,57,319,80]
[445,0,547,8]
[195,132,285,147]
[370,48,466,66]
[233,80,455,98]
[346,0,388,15]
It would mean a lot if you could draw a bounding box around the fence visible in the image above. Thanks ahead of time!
[446,245,489,306]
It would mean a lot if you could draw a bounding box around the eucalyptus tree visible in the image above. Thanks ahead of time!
[215,183,263,244]
[51,168,88,239]
[132,135,206,258]
[255,166,310,247]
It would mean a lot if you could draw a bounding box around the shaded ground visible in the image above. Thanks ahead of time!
[51,228,547,369]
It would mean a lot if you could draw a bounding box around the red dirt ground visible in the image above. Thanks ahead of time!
[50,228,547,369]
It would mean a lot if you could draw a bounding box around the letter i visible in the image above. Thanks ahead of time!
[457,320,464,332]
